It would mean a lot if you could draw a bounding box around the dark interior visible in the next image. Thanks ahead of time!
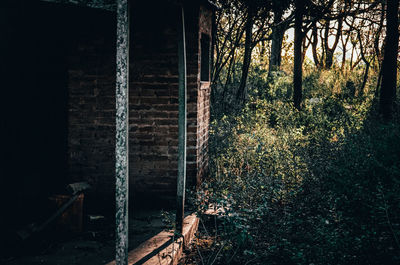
[1,1,116,252]
[2,1,69,230]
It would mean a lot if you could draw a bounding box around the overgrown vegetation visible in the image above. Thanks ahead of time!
[183,0,400,264]
[186,66,400,264]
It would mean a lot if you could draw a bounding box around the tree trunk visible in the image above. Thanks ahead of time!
[323,18,342,69]
[340,33,347,71]
[293,0,304,110]
[301,33,310,62]
[357,32,370,97]
[360,63,370,97]
[236,7,254,104]
[311,23,320,68]
[268,10,285,75]
[325,49,334,69]
[376,66,383,97]
[379,0,399,120]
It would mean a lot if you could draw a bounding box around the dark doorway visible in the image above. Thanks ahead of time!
[1,1,69,238]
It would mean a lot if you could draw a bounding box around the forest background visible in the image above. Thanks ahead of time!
[186,0,400,264]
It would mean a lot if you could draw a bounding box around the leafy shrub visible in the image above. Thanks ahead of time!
[194,70,400,264]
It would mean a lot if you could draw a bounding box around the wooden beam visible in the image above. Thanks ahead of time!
[176,4,187,233]
[115,0,129,264]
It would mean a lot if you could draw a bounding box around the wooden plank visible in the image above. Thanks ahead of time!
[106,213,199,265]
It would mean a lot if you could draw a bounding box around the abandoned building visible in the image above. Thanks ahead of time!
[2,0,215,262]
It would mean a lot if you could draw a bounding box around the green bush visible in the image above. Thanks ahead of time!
[196,70,400,264]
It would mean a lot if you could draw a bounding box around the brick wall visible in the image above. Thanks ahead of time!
[67,2,213,207]
[2,0,212,233]
[128,2,203,200]
[196,6,213,186]
[66,6,117,209]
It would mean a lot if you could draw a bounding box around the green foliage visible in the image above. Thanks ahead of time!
[196,70,400,264]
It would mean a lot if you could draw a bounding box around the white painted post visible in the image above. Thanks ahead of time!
[115,0,129,264]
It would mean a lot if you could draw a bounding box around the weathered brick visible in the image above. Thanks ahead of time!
[68,1,213,202]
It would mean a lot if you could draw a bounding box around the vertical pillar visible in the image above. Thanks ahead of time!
[176,5,187,233]
[115,0,129,264]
